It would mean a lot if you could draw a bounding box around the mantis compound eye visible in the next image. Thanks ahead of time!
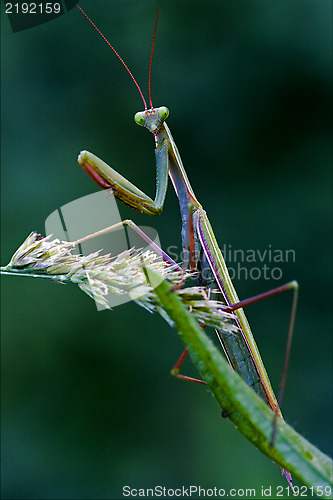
[134,112,146,126]
[157,106,169,122]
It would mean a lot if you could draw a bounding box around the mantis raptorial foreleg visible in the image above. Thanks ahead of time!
[78,114,169,215]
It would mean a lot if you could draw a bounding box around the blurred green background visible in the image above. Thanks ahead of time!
[1,1,332,498]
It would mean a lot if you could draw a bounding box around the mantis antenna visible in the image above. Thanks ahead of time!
[77,5,161,111]
[148,9,161,109]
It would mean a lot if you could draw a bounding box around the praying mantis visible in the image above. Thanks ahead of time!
[2,3,332,498]
[76,5,299,488]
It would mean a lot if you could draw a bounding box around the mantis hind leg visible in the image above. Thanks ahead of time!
[171,347,207,385]
[223,281,299,430]
[171,281,299,441]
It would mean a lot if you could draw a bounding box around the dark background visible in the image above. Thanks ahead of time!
[1,1,332,498]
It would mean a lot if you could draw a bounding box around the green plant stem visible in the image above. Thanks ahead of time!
[146,267,333,491]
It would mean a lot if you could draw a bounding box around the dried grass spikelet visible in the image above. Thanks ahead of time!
[1,232,238,332]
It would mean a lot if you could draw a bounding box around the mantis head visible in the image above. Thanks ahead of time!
[134,106,169,134]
